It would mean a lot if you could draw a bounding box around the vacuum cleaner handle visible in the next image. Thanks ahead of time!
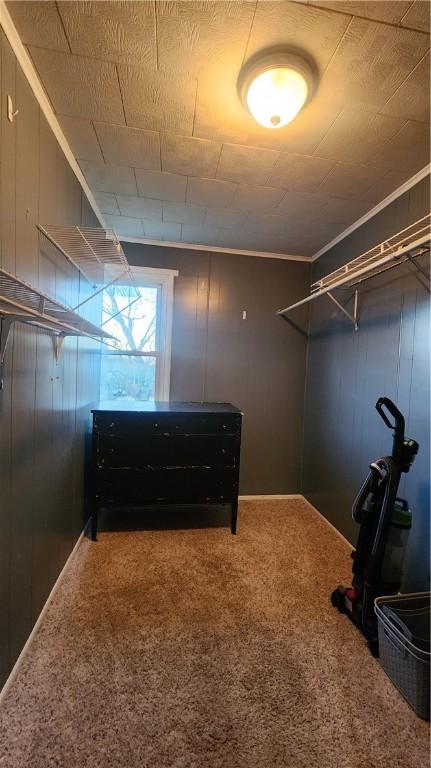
[375,397,405,436]
[376,397,405,466]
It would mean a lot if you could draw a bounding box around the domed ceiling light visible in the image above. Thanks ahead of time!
[238,49,317,129]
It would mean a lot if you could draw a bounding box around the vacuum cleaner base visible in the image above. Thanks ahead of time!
[331,585,379,657]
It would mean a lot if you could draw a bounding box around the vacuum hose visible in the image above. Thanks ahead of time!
[352,463,385,524]
[352,457,400,592]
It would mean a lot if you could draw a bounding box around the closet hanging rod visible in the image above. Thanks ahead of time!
[277,215,430,317]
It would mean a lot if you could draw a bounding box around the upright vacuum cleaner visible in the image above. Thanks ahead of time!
[331,397,419,656]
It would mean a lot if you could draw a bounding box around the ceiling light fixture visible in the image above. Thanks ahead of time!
[238,49,317,130]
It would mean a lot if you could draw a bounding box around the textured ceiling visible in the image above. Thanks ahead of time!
[7,0,431,256]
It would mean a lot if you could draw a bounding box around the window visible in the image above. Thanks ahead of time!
[100,267,177,404]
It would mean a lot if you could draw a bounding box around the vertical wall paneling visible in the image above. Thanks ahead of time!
[0,33,15,273]
[0,25,12,681]
[302,177,430,590]
[0,26,9,686]
[31,330,55,622]
[124,242,310,495]
[15,65,39,284]
[38,113,58,296]
[403,278,430,591]
[170,252,211,402]
[9,323,36,662]
[0,337,12,684]
[0,31,101,688]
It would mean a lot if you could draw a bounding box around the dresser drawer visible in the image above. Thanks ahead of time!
[94,412,241,438]
[95,433,240,470]
[94,467,238,506]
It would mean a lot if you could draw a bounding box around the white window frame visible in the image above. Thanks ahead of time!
[102,266,178,402]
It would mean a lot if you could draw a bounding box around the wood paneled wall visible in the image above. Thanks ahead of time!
[2,14,427,694]
[302,177,430,591]
[0,31,101,688]
[123,243,310,495]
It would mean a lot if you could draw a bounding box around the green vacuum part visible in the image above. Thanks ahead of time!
[392,501,412,529]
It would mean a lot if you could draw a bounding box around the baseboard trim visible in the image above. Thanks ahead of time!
[0,522,89,703]
[300,496,353,550]
[239,494,304,500]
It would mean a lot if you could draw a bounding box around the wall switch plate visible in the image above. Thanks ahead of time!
[242,310,247,320]
[7,95,19,123]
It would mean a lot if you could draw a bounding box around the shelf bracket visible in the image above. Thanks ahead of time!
[326,289,359,330]
[54,332,67,364]
[406,253,431,292]
[0,315,14,391]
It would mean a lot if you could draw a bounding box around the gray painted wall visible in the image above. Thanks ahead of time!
[0,31,101,688]
[1,19,428,693]
[124,243,310,495]
[302,177,430,591]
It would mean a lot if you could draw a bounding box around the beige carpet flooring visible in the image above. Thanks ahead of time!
[0,499,429,768]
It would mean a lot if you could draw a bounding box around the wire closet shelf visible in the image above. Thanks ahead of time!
[37,224,139,324]
[0,224,140,390]
[278,214,431,329]
[0,267,116,390]
[0,269,114,340]
[37,224,130,287]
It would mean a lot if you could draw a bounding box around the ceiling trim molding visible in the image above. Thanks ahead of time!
[0,1,106,228]
[120,236,311,262]
[311,164,431,262]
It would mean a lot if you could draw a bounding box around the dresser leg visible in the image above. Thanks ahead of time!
[230,499,238,535]
[91,508,98,541]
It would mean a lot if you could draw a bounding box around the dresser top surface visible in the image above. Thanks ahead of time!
[92,401,243,415]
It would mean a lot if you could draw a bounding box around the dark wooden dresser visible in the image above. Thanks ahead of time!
[91,401,242,540]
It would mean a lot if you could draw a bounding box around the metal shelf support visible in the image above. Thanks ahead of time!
[327,289,359,330]
[406,253,431,290]
[54,332,66,364]
[0,315,13,391]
